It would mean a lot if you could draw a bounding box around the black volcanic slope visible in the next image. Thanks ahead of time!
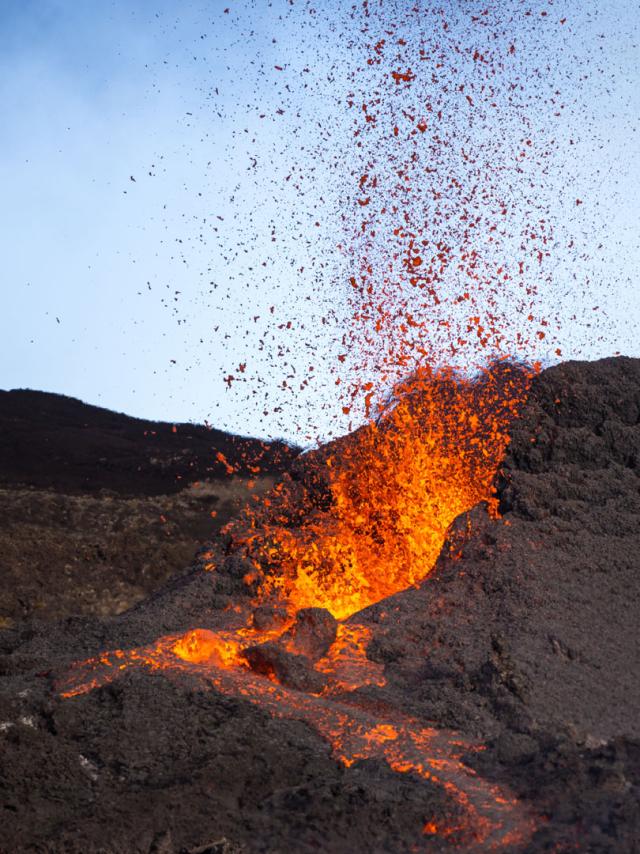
[0,389,297,496]
[0,390,298,622]
[0,358,639,853]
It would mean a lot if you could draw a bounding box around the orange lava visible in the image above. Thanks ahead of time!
[58,626,535,850]
[228,362,530,619]
[314,623,385,692]
[172,628,244,667]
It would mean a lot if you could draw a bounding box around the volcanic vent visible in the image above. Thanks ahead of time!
[212,360,531,619]
[56,361,536,849]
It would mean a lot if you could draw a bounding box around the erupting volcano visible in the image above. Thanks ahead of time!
[2,2,639,853]
[55,4,558,838]
[231,362,531,618]
[49,356,640,853]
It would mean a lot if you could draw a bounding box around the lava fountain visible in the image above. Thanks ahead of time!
[227,361,531,619]
[58,361,535,850]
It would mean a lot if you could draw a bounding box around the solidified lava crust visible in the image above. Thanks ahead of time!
[1,357,640,853]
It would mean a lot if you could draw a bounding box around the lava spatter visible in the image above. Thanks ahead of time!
[224,361,531,619]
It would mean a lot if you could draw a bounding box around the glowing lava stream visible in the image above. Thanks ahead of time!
[58,624,536,850]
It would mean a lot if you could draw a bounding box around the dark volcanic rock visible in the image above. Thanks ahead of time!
[0,389,298,496]
[250,604,289,631]
[0,480,276,624]
[243,641,328,694]
[0,668,459,853]
[0,390,298,623]
[359,357,640,744]
[281,607,338,660]
[0,358,639,853]
[243,608,337,692]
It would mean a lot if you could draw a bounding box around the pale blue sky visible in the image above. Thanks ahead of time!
[1,1,639,442]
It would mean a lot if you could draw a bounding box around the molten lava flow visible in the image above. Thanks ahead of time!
[314,624,385,692]
[227,362,530,619]
[58,627,535,850]
[171,628,244,667]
